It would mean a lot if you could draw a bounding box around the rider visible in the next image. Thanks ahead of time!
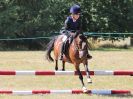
[59,4,92,60]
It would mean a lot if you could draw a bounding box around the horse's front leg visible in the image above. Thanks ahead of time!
[75,64,87,92]
[55,60,58,71]
[83,60,92,83]
[62,61,65,71]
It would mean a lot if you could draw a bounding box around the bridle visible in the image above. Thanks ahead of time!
[73,37,88,51]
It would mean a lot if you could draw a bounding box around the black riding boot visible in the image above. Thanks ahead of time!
[87,53,92,59]
[69,36,73,44]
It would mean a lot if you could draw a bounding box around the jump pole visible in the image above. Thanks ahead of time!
[0,70,133,76]
[0,89,131,95]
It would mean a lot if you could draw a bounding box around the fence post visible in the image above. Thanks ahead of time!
[131,37,133,46]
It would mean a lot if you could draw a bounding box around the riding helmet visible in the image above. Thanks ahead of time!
[70,4,81,14]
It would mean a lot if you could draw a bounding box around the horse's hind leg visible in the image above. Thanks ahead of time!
[62,61,65,71]
[55,60,58,71]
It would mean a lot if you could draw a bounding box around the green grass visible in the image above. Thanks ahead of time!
[0,51,133,99]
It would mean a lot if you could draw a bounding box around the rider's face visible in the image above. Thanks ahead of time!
[72,13,80,20]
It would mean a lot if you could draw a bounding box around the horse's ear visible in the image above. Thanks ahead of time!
[79,34,82,39]
[79,34,86,40]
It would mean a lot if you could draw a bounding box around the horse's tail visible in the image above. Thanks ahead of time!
[46,36,57,62]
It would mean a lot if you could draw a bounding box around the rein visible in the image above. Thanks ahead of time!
[73,38,88,51]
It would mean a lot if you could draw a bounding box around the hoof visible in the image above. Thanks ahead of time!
[87,78,92,83]
[55,68,58,71]
[82,87,88,93]
[58,69,65,71]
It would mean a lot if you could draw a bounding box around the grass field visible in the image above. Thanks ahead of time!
[0,50,133,99]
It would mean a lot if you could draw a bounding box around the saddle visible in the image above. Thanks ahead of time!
[62,31,80,57]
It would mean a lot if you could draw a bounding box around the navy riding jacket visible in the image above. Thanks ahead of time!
[64,16,82,33]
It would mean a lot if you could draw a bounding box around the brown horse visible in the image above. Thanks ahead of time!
[46,33,92,92]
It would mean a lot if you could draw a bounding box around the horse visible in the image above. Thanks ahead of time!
[46,33,92,92]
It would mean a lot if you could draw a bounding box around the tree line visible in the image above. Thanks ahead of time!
[0,0,132,50]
